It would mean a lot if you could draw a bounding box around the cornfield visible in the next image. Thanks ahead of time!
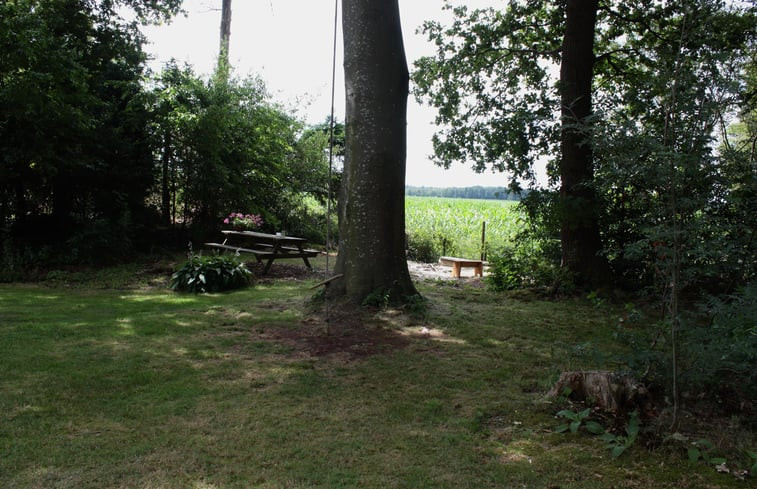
[405,196,523,262]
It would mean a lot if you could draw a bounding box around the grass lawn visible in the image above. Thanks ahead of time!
[0,259,749,488]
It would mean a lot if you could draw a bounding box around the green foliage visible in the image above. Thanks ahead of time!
[412,2,560,183]
[679,285,757,401]
[361,287,392,308]
[485,239,559,291]
[148,63,334,240]
[170,253,252,294]
[0,228,47,283]
[555,408,640,458]
[1,0,336,266]
[554,408,599,434]
[63,215,134,265]
[485,194,561,291]
[0,0,172,256]
[607,285,756,413]
[278,194,335,246]
[413,0,756,294]
[403,293,428,318]
[406,232,455,263]
[598,412,640,458]
[687,439,727,466]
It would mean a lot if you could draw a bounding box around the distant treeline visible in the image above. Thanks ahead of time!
[405,186,523,201]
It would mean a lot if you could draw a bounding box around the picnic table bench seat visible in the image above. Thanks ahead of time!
[203,242,275,257]
[249,242,320,256]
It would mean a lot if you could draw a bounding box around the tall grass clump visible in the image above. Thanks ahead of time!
[405,197,521,262]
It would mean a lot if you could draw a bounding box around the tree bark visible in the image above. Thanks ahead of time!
[559,0,611,286]
[161,132,171,226]
[217,0,232,77]
[332,0,417,302]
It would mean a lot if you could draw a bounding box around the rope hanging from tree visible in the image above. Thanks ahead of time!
[313,0,341,334]
[325,0,338,277]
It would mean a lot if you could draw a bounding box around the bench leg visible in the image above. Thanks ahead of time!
[301,256,312,269]
[451,262,462,278]
[263,258,274,275]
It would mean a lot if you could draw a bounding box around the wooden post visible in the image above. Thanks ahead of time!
[481,221,487,261]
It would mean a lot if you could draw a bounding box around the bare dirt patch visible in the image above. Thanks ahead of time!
[265,311,412,360]
[247,262,321,282]
[243,260,481,360]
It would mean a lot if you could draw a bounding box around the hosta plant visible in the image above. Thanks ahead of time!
[171,254,252,293]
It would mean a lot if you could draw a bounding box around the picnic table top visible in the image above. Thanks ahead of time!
[221,229,307,243]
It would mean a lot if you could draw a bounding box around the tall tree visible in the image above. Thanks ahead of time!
[414,0,755,290]
[413,0,613,286]
[217,0,232,78]
[412,0,756,287]
[332,0,418,302]
[558,0,609,284]
[0,0,181,246]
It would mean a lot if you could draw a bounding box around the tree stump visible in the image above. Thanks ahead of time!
[547,370,647,412]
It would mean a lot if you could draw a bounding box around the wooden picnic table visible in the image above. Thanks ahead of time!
[204,230,319,275]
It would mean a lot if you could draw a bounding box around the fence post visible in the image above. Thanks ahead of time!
[481,221,487,261]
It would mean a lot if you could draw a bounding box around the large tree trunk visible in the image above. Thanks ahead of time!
[559,0,610,286]
[332,0,417,302]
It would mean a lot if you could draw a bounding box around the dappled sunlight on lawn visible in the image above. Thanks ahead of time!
[119,291,200,304]
[115,318,135,336]
[399,326,468,345]
[31,294,63,301]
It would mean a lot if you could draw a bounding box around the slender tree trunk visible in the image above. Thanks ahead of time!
[559,0,610,286]
[161,132,172,226]
[217,0,232,78]
[332,0,417,302]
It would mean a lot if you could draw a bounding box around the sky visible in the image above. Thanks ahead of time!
[141,0,511,188]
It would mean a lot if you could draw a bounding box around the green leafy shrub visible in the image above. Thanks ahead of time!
[609,285,756,411]
[406,231,454,263]
[64,216,133,264]
[0,227,53,282]
[680,284,757,402]
[485,237,559,291]
[171,254,252,293]
[687,439,727,466]
[599,411,640,458]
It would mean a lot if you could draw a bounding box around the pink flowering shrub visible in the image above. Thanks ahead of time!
[223,212,264,230]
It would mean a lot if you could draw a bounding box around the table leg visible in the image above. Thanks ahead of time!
[263,241,283,275]
[452,262,461,278]
[298,245,312,269]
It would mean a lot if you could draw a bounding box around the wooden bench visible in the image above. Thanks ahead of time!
[439,256,485,278]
